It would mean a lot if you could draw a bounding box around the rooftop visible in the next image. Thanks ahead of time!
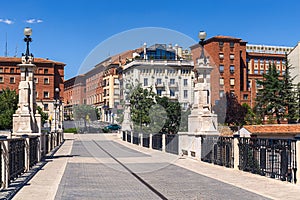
[244,124,300,136]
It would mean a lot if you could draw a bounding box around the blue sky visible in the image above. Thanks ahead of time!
[1,0,300,79]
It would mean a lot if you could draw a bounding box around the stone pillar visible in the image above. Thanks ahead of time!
[162,134,166,152]
[139,133,143,147]
[0,136,8,189]
[233,134,240,170]
[149,133,153,149]
[23,135,30,172]
[130,131,133,144]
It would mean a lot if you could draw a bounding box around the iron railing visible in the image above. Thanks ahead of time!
[122,131,126,141]
[29,137,39,168]
[133,132,139,145]
[45,134,49,155]
[142,133,150,148]
[213,137,234,168]
[9,139,25,181]
[0,142,2,186]
[126,132,131,143]
[165,134,178,155]
[238,138,297,183]
[152,133,162,150]
[201,135,219,162]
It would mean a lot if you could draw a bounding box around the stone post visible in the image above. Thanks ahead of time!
[0,136,8,189]
[139,133,143,147]
[130,131,133,144]
[162,134,166,152]
[233,134,240,170]
[149,133,153,149]
[22,135,30,172]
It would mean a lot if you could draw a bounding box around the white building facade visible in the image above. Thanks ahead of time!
[123,59,194,110]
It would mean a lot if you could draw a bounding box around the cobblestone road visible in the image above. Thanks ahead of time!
[55,135,270,200]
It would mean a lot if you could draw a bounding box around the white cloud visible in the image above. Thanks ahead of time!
[0,19,14,25]
[26,19,43,24]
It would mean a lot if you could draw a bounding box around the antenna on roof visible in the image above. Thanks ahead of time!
[4,32,8,57]
[14,44,18,57]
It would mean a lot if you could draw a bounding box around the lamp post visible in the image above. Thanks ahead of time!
[54,88,60,133]
[23,27,34,64]
[198,31,207,64]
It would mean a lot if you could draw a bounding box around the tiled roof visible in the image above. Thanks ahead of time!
[0,57,65,65]
[244,125,300,136]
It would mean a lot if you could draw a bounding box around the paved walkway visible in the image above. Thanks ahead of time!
[10,133,300,199]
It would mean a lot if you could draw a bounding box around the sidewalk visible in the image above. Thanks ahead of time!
[11,133,74,200]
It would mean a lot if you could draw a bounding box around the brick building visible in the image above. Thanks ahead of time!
[191,36,247,106]
[0,57,65,123]
[191,36,293,108]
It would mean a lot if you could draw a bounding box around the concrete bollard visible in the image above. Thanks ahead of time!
[233,134,240,170]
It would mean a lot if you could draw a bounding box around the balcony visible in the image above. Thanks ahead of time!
[155,82,165,89]
[168,82,178,88]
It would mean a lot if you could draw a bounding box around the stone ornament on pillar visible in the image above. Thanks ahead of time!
[188,31,218,135]
[13,27,41,135]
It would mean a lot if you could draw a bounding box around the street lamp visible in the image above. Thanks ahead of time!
[22,27,34,63]
[198,31,207,64]
[54,88,60,133]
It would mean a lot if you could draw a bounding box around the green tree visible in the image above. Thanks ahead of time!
[73,104,97,131]
[255,60,298,124]
[0,88,18,130]
[37,106,48,126]
[129,85,182,134]
[281,55,298,123]
[213,92,247,126]
[242,103,262,125]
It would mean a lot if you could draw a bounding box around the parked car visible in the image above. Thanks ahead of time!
[103,124,121,132]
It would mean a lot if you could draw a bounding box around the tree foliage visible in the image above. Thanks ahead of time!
[255,57,298,124]
[0,88,18,130]
[129,84,182,134]
[73,104,98,130]
[37,106,48,126]
[213,92,247,126]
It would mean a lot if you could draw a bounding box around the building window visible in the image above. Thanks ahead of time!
[34,77,38,83]
[230,42,234,48]
[184,90,188,98]
[10,68,15,73]
[44,69,49,74]
[170,89,175,97]
[219,78,224,86]
[230,54,234,60]
[0,68,3,73]
[43,91,49,98]
[219,41,224,47]
[44,78,49,84]
[260,70,264,75]
[156,78,162,85]
[10,77,15,83]
[144,78,148,86]
[219,65,224,73]
[157,89,162,96]
[230,65,234,73]
[44,104,49,111]
[219,90,224,98]
[219,54,224,59]
[230,78,235,86]
[170,78,175,85]
[0,76,3,83]
[243,94,248,100]
[254,70,258,74]
[183,79,188,86]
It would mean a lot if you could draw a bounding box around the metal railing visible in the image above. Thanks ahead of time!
[133,132,139,145]
[238,138,297,183]
[29,137,39,168]
[152,133,162,150]
[213,137,234,168]
[142,133,150,148]
[165,134,178,155]
[9,139,25,182]
[0,142,2,187]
